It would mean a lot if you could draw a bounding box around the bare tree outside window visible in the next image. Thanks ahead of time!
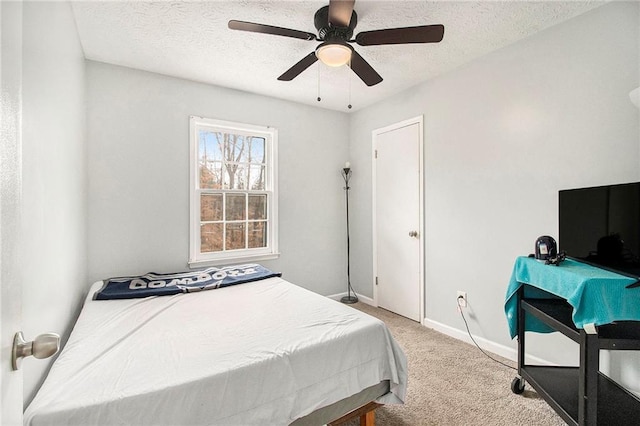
[198,130,268,254]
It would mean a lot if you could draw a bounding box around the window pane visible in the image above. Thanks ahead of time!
[248,195,267,220]
[246,137,265,164]
[224,163,248,190]
[249,165,266,190]
[248,222,267,248]
[201,223,223,253]
[199,130,223,162]
[201,194,222,221]
[225,134,246,162]
[200,161,222,189]
[226,222,246,250]
[225,194,246,221]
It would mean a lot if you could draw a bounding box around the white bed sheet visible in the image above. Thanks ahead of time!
[25,277,407,425]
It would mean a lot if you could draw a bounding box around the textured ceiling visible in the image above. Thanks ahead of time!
[71,0,606,112]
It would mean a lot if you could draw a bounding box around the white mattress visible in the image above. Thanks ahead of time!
[25,277,407,425]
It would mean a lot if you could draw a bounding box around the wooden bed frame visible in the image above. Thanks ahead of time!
[329,402,383,426]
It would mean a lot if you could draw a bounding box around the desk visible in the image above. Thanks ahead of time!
[505,257,639,337]
[505,257,640,425]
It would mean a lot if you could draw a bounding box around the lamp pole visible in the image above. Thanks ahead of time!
[341,162,358,304]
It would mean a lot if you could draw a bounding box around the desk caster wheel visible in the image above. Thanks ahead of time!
[511,377,525,394]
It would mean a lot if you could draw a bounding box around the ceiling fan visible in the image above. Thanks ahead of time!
[228,0,444,87]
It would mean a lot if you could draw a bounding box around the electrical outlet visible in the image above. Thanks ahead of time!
[457,291,468,308]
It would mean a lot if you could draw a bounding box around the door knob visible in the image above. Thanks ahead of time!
[12,331,60,370]
[409,231,419,238]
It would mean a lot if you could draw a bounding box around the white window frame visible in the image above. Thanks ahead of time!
[189,116,279,266]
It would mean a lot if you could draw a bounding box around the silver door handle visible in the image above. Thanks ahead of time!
[12,332,60,370]
[409,231,418,238]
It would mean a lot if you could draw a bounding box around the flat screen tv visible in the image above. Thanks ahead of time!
[559,181,640,287]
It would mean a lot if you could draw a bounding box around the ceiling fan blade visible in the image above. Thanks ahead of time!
[350,50,382,87]
[278,52,319,81]
[228,20,316,41]
[328,0,355,27]
[355,24,445,46]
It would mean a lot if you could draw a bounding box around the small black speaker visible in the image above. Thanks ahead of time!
[535,236,557,261]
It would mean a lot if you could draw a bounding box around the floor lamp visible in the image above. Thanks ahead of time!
[341,162,358,304]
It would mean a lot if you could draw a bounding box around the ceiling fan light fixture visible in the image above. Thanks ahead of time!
[316,42,352,67]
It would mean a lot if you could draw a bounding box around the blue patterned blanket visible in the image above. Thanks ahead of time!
[94,264,281,300]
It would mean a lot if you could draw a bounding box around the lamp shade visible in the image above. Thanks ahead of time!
[316,42,352,67]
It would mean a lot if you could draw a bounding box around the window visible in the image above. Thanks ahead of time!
[189,116,278,266]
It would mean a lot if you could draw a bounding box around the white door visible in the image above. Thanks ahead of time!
[373,117,423,322]
[1,1,25,423]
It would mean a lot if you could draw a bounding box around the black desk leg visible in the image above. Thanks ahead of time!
[579,331,599,425]
[510,287,526,395]
[517,286,526,376]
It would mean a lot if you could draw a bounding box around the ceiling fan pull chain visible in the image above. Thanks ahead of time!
[348,58,353,110]
[317,62,322,102]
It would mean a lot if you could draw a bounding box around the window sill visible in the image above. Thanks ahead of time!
[188,252,280,268]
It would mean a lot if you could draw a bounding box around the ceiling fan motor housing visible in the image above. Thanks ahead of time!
[314,5,357,42]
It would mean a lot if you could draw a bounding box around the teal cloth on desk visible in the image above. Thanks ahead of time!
[505,256,639,339]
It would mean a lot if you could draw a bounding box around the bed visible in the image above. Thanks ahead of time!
[24,266,407,425]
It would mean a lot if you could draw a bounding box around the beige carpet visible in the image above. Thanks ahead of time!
[343,302,565,426]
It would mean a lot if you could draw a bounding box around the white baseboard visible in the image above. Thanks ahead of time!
[423,317,553,366]
[423,317,518,362]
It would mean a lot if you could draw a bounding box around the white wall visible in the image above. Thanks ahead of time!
[350,0,639,362]
[86,62,350,296]
[20,1,87,406]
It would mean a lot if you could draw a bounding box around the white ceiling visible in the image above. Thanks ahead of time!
[70,0,606,112]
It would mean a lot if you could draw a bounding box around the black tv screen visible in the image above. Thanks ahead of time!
[559,181,640,281]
